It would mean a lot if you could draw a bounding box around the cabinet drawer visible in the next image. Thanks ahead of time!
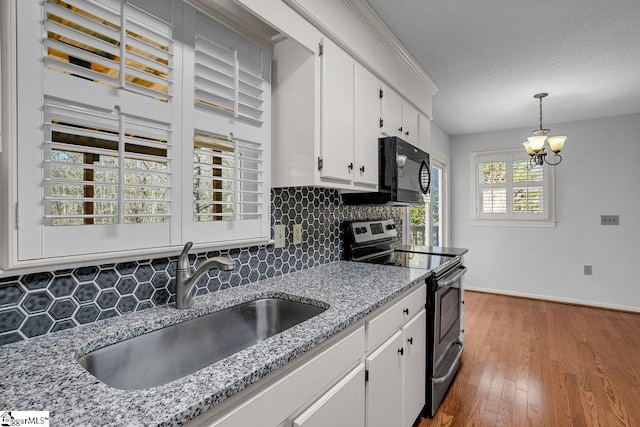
[292,363,365,427]
[366,284,425,352]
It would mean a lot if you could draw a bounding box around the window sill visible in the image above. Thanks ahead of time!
[470,219,556,228]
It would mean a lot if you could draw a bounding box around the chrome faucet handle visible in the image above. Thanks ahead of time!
[178,242,193,271]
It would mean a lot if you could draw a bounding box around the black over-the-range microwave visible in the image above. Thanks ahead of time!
[342,136,431,205]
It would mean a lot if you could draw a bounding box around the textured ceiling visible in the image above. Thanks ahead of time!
[366,0,640,136]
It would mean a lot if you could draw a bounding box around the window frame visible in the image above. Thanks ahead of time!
[470,148,556,228]
[403,151,450,247]
[0,0,272,273]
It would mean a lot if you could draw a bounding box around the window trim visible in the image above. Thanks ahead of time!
[402,150,450,247]
[470,148,556,228]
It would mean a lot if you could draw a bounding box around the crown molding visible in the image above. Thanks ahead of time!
[342,0,438,94]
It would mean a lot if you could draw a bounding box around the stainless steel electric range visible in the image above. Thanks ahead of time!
[344,219,466,418]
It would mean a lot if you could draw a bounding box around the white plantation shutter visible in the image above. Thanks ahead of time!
[43,99,172,224]
[16,0,176,261]
[193,11,268,124]
[43,0,174,102]
[477,159,507,216]
[192,132,264,222]
[474,150,552,223]
[11,0,269,266]
[512,159,544,215]
[183,8,270,244]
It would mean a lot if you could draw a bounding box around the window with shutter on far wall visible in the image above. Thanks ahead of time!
[472,149,555,226]
[5,0,271,270]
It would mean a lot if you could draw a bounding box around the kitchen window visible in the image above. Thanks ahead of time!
[1,0,271,270]
[471,149,555,226]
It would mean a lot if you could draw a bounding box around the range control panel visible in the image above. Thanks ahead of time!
[349,219,398,244]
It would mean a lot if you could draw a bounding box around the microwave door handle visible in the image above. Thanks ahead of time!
[419,160,431,194]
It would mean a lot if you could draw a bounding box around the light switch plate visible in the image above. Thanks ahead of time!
[274,224,286,248]
[293,224,302,245]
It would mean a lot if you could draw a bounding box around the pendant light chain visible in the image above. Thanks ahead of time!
[539,96,543,131]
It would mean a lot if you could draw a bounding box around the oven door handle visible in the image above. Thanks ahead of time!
[433,341,464,384]
[437,266,467,287]
[351,248,395,262]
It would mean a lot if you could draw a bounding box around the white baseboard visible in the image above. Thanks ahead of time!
[464,285,640,314]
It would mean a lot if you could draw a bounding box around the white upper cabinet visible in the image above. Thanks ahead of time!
[223,0,438,190]
[380,84,422,148]
[320,37,355,182]
[401,101,420,147]
[380,85,403,139]
[271,35,378,191]
[354,63,382,187]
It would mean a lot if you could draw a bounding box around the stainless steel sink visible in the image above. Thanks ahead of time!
[78,298,327,390]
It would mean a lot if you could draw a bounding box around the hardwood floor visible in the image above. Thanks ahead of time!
[416,291,640,427]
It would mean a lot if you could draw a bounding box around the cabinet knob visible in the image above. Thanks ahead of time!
[398,348,404,356]
[408,337,413,345]
[403,308,409,315]
[360,165,365,173]
[348,163,353,170]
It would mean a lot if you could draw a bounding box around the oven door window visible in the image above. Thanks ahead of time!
[439,286,460,343]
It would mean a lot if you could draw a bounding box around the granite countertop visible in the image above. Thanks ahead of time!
[0,261,429,426]
[394,245,469,257]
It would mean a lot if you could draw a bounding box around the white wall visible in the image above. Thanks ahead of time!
[450,113,640,311]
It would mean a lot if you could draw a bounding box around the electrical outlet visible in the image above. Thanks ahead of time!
[601,215,620,225]
[584,265,592,275]
[274,224,286,248]
[293,224,302,245]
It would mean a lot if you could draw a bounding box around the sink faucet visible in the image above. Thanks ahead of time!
[175,242,236,309]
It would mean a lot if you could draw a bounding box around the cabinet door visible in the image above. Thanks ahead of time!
[354,63,380,187]
[320,37,355,182]
[403,309,427,427]
[418,113,431,153]
[366,331,404,427]
[401,101,419,147]
[293,363,365,427]
[380,84,402,138]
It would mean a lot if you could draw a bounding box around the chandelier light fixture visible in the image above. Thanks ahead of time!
[522,93,567,166]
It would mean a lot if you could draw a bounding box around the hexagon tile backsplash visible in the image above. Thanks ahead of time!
[0,187,403,346]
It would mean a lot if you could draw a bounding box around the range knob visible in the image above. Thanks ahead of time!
[354,227,362,234]
[359,227,368,234]
[386,224,395,230]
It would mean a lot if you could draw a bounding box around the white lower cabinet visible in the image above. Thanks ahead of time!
[365,331,404,427]
[293,363,366,427]
[403,309,427,427]
[365,285,427,427]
